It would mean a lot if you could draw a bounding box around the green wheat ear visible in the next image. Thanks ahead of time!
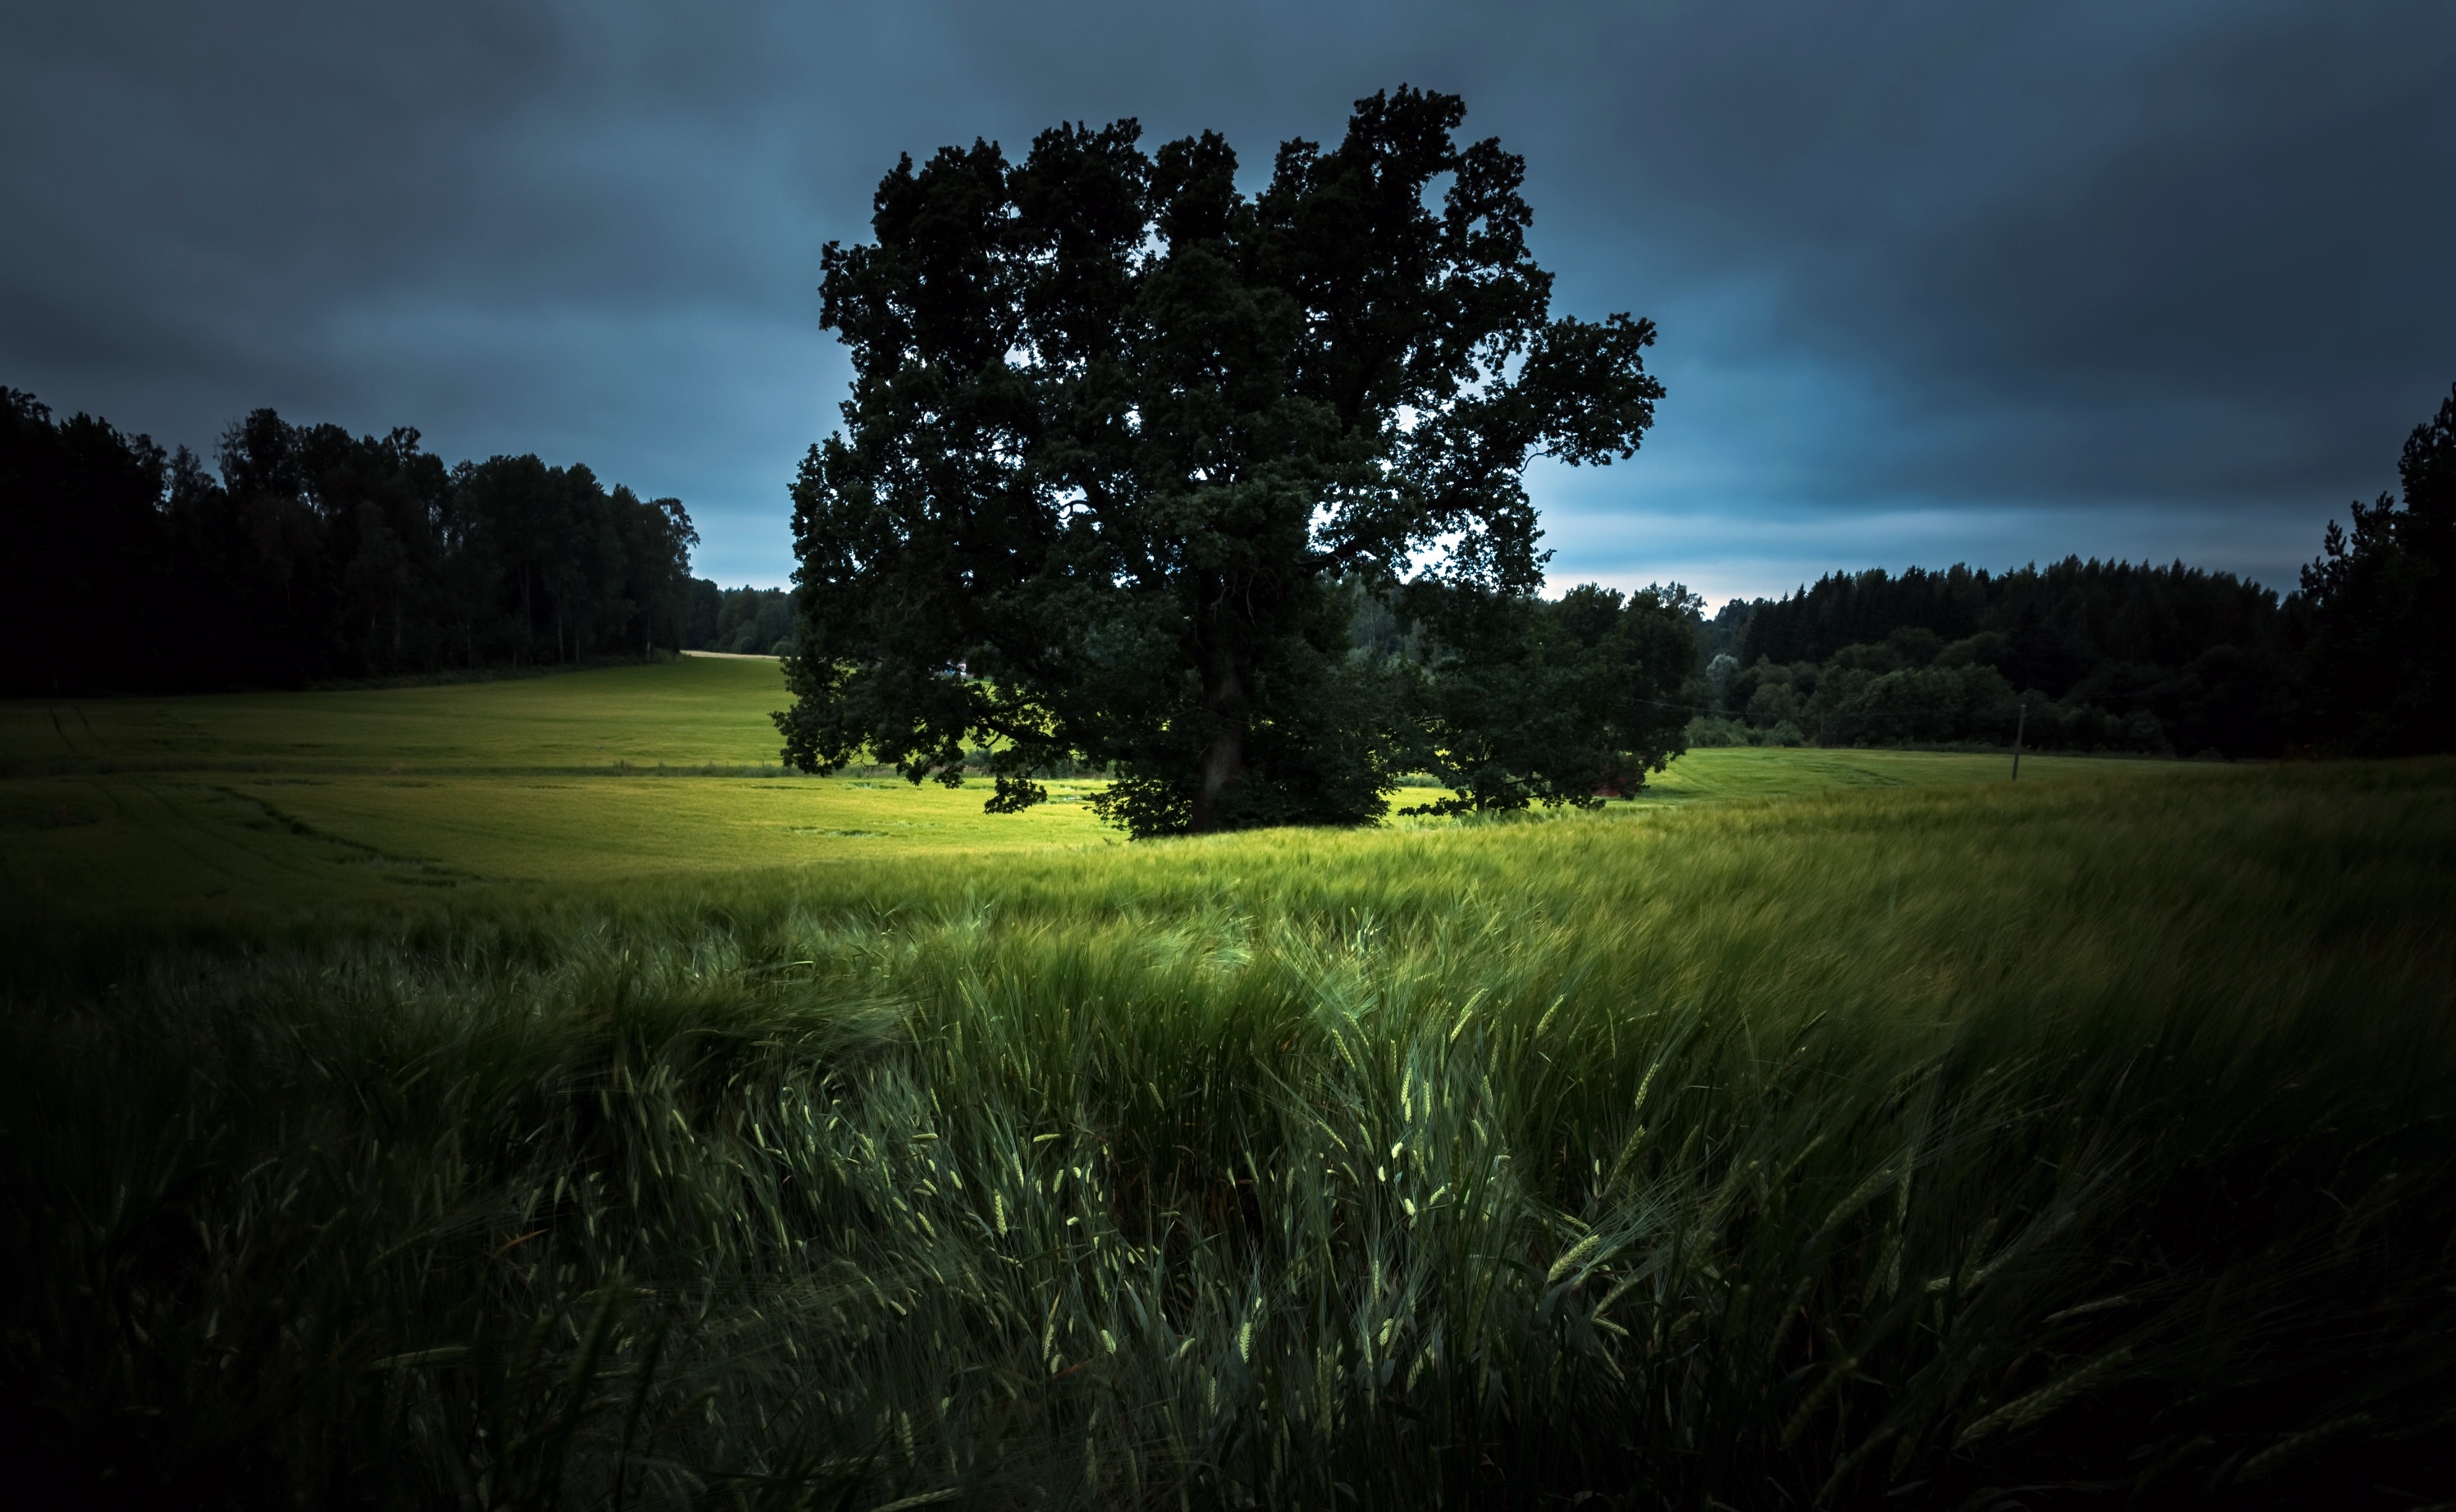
[1546,1232,1604,1286]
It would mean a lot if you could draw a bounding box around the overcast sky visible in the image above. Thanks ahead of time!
[5,1,2451,604]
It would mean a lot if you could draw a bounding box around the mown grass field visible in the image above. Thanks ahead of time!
[3,661,2450,1509]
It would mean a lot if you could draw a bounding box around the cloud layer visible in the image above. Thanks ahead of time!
[5,0,2450,599]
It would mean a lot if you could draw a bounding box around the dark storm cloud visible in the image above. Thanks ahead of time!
[4,1,2450,597]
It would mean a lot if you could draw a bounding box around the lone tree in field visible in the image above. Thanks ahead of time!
[776,87,1667,834]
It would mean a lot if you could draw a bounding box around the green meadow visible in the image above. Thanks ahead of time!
[1,656,2155,920]
[3,660,2450,1508]
[0,658,1116,920]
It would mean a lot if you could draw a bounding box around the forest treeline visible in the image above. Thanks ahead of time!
[1686,558,2290,756]
[0,388,717,695]
[7,380,2450,761]
[1681,382,2455,759]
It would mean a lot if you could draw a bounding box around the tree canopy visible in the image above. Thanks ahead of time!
[775,87,1671,835]
[1402,583,1697,814]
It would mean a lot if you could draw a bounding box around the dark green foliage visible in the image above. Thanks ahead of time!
[1737,560,2281,680]
[776,89,1667,835]
[2294,381,2456,754]
[0,391,172,697]
[1717,559,2289,756]
[1401,582,1697,812]
[0,390,699,693]
[682,582,795,656]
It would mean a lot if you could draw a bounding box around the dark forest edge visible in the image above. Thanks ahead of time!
[0,386,800,697]
[1683,381,2454,761]
[1687,558,2293,759]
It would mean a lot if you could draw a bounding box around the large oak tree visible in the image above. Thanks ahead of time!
[775,88,1668,834]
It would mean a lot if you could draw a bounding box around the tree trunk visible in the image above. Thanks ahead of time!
[1188,651,1248,833]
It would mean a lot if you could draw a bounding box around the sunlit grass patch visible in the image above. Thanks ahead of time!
[0,656,795,776]
[2,657,2179,926]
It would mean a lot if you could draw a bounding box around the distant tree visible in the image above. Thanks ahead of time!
[683,578,725,650]
[678,584,791,656]
[611,489,699,659]
[777,88,1665,835]
[2294,381,2456,754]
[537,464,623,662]
[1704,652,1740,707]
[0,388,167,694]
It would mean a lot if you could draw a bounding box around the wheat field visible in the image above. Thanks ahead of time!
[2,665,2449,1508]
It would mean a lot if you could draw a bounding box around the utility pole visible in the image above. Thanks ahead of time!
[2011,700,2027,781]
